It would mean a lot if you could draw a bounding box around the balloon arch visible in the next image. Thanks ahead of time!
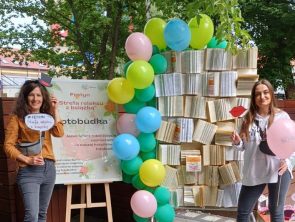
[107,15,226,221]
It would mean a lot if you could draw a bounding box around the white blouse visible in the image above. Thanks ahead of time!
[234,111,295,186]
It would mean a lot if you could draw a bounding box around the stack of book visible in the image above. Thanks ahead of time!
[153,47,258,209]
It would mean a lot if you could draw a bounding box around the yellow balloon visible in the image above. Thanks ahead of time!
[139,159,166,187]
[144,18,167,50]
[107,77,134,104]
[126,60,154,89]
[189,14,214,49]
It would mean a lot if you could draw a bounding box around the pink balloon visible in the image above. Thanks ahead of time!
[125,32,152,61]
[267,118,295,159]
[117,113,140,136]
[130,190,157,218]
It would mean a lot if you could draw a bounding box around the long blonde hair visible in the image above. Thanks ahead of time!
[240,79,277,140]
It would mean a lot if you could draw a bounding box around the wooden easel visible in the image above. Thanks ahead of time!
[65,182,113,222]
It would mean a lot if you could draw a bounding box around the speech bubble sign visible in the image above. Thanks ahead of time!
[25,114,55,131]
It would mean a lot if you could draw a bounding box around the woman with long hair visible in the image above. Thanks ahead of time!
[4,79,64,222]
[232,79,295,222]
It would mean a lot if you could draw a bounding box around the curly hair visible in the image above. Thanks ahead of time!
[240,79,278,140]
[13,80,52,120]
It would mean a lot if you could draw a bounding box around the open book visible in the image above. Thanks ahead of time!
[205,48,233,71]
[233,47,258,69]
[183,74,203,95]
[204,166,220,187]
[181,50,205,74]
[158,144,181,166]
[202,145,226,166]
[161,165,179,189]
[202,71,237,97]
[236,74,259,96]
[215,121,235,146]
[156,120,177,143]
[193,119,218,144]
[184,96,208,119]
[154,73,184,97]
[158,96,184,117]
[219,161,241,185]
[161,50,182,73]
[207,98,236,122]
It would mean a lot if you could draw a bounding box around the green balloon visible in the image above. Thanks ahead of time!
[137,133,156,152]
[207,37,227,49]
[189,14,214,49]
[122,172,133,184]
[121,156,143,175]
[140,151,156,161]
[154,187,171,205]
[133,214,149,222]
[154,204,175,222]
[152,45,160,55]
[135,85,155,102]
[149,54,167,74]
[132,174,146,190]
[146,97,157,108]
[143,186,156,194]
[123,97,146,114]
[123,60,132,76]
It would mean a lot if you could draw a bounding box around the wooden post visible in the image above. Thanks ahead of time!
[65,183,113,222]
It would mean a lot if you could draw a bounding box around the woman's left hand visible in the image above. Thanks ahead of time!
[278,159,288,175]
[51,96,58,110]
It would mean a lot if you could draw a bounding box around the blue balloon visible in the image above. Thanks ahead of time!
[164,19,191,51]
[112,134,140,160]
[135,106,162,133]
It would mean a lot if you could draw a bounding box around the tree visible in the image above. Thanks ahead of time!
[0,0,147,79]
[0,0,251,80]
[239,0,295,97]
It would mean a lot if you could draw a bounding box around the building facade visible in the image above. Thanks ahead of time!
[0,54,49,97]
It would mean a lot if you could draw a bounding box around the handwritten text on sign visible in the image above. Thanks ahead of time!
[25,114,55,131]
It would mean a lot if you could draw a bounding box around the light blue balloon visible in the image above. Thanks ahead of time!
[164,19,191,51]
[135,106,162,133]
[112,134,140,160]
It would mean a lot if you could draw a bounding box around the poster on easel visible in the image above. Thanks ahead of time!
[48,79,121,184]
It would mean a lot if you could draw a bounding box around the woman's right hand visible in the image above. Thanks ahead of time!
[231,131,242,145]
[26,156,45,165]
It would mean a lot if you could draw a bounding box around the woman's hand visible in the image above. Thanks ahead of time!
[26,156,45,165]
[51,95,58,110]
[51,95,62,123]
[278,159,288,175]
[17,154,44,165]
[231,131,242,145]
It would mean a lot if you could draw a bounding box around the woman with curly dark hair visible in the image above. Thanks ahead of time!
[4,79,64,222]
